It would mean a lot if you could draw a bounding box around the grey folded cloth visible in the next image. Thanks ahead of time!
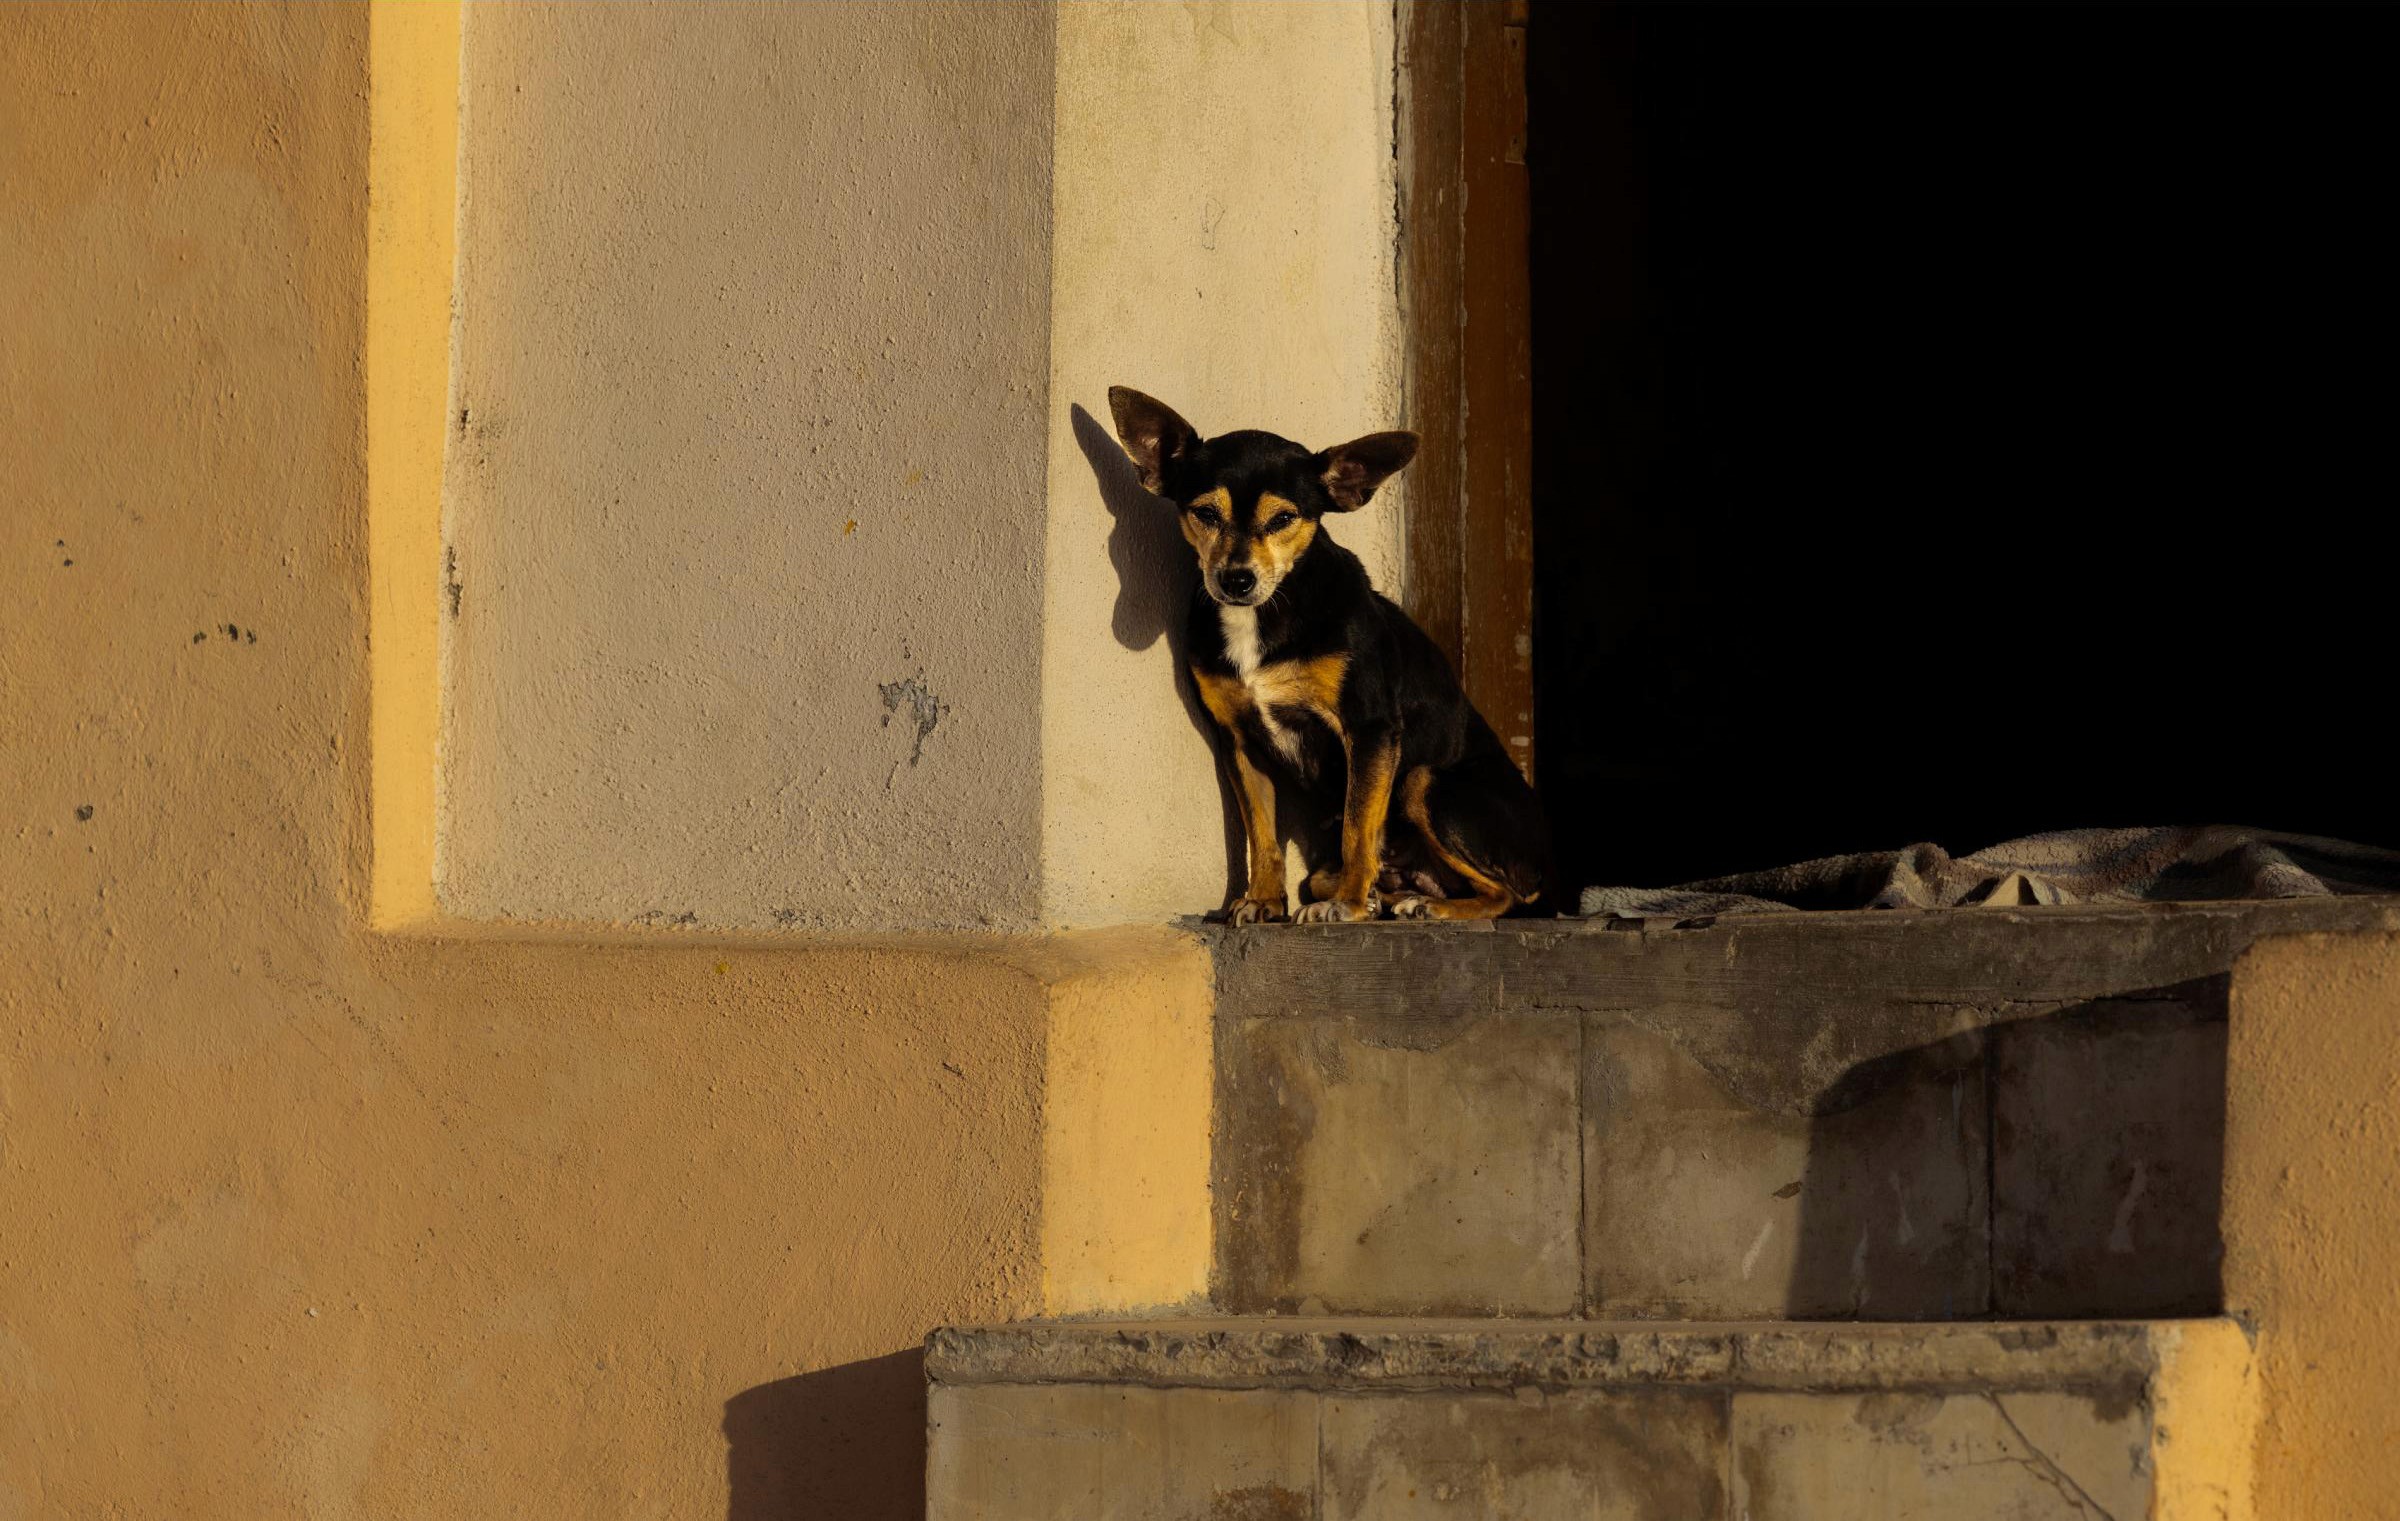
[1579,825,2400,918]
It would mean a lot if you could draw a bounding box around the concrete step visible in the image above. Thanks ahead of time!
[927,1316,2255,1520]
[1205,899,2398,1320]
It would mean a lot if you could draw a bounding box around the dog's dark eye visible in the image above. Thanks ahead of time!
[1264,511,1298,534]
[1189,506,1222,528]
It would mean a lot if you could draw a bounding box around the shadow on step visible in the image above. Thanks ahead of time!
[724,1348,926,1521]
[1786,975,2228,1320]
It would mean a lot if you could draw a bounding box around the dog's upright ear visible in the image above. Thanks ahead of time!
[1108,387,1201,495]
[1316,431,1419,511]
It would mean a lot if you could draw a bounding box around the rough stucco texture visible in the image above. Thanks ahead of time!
[0,7,1052,1516]
[1043,0,1407,927]
[2226,930,2400,1520]
[441,1,1056,932]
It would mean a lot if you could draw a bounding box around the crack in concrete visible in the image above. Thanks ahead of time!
[1984,1393,2118,1519]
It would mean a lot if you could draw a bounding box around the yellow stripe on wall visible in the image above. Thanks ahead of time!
[366,0,461,927]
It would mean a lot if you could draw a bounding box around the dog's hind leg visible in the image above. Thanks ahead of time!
[1386,765,1528,921]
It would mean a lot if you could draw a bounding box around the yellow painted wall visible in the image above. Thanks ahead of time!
[364,0,456,929]
[1031,929,1213,1315]
[2225,930,2400,1520]
[0,6,1212,1514]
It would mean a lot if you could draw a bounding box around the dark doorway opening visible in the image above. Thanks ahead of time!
[1528,4,2400,897]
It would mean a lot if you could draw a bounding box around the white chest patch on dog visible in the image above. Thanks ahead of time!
[1220,606,1313,766]
[1219,605,1262,677]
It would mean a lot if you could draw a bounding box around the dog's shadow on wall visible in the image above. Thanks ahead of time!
[1070,403,1244,903]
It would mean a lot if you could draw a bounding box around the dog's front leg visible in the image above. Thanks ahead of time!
[1223,744,1288,925]
[1295,729,1397,923]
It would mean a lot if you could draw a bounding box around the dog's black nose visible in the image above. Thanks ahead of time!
[1219,567,1257,598]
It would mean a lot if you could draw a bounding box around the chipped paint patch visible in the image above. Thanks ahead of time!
[879,674,948,773]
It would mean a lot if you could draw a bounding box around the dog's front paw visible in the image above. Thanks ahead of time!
[1295,896,1375,924]
[1224,895,1289,926]
[1387,894,1437,920]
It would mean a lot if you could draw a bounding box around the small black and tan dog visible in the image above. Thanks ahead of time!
[1110,386,1548,923]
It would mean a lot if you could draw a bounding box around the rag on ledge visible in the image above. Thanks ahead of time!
[1579,825,2400,919]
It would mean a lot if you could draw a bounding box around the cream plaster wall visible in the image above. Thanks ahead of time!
[440,1,1056,932]
[1042,0,1408,926]
[435,0,1407,931]
[2225,930,2400,1519]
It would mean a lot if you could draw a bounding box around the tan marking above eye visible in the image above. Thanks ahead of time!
[1181,488,1230,555]
[1252,512,1316,578]
[1257,491,1302,531]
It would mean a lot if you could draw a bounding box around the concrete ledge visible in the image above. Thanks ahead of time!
[928,1316,2222,1396]
[928,1317,2258,1520]
[1203,899,2400,1097]
[1206,898,2400,1321]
